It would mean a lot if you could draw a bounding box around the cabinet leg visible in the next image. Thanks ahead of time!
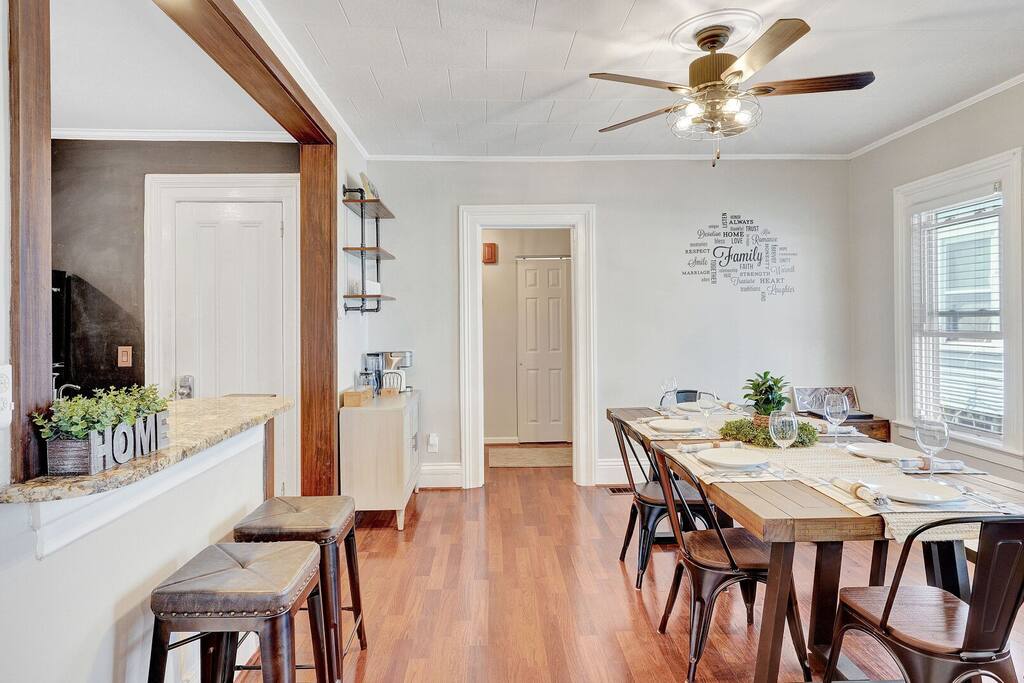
[396,509,405,530]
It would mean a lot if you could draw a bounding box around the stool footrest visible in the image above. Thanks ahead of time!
[235,664,317,671]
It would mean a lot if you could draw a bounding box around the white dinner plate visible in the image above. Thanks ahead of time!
[846,442,919,462]
[674,402,702,413]
[648,418,700,434]
[859,476,964,505]
[695,447,769,471]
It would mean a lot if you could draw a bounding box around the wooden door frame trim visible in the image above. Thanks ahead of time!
[9,0,340,495]
[458,205,598,489]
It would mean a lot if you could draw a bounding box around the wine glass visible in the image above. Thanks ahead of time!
[823,393,850,448]
[915,418,949,480]
[769,410,799,451]
[658,376,678,413]
[697,391,717,436]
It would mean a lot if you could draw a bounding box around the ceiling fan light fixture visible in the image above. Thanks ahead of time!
[667,88,761,141]
[723,97,741,113]
[683,101,704,117]
[734,109,753,125]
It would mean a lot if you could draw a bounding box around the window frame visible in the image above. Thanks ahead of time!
[893,148,1024,461]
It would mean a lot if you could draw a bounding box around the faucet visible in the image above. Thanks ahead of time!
[57,383,81,400]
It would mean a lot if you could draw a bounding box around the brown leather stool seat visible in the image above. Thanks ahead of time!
[148,542,330,683]
[234,496,355,544]
[235,496,366,683]
[152,542,319,617]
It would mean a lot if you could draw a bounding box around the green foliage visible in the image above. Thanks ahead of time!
[741,370,790,416]
[718,418,819,448]
[32,385,170,441]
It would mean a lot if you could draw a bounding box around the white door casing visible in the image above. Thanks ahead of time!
[516,258,572,442]
[459,204,597,489]
[144,174,300,495]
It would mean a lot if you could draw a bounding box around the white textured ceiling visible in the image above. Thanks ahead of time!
[261,0,1024,156]
[52,0,285,136]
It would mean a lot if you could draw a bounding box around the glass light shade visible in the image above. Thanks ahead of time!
[683,101,703,117]
[672,116,693,132]
[667,88,762,141]
[723,98,741,113]
[734,110,753,125]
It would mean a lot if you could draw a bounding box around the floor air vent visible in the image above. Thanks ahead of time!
[606,486,633,495]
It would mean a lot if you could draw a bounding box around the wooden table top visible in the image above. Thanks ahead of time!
[607,406,1024,544]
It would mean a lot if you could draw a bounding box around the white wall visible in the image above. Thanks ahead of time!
[482,228,571,441]
[849,82,1024,476]
[367,159,854,481]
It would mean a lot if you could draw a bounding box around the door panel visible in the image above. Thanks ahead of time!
[517,258,572,442]
[172,201,288,485]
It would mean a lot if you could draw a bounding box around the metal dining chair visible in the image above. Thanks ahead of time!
[611,415,715,589]
[653,448,812,683]
[824,515,1024,683]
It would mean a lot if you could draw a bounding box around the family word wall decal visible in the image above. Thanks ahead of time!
[681,212,798,301]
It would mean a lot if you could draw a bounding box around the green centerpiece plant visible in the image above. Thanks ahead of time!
[742,370,790,428]
[718,418,819,448]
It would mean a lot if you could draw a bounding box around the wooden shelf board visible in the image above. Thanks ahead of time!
[343,294,396,301]
[342,198,394,220]
[343,246,395,260]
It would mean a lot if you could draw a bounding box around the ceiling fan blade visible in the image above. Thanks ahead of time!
[589,72,690,94]
[599,105,680,133]
[722,18,810,84]
[748,71,876,96]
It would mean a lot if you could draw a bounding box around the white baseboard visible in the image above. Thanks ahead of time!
[419,462,464,488]
[595,458,644,486]
[484,436,519,445]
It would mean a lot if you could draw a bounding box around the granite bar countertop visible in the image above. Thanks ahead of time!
[0,396,292,504]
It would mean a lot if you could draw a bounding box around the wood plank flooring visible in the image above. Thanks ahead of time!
[239,466,1024,681]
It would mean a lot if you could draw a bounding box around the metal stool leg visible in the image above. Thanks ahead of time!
[320,541,344,683]
[343,527,368,651]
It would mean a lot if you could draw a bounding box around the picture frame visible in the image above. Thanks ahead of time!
[792,386,859,412]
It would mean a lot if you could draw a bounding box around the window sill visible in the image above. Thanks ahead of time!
[892,419,1024,469]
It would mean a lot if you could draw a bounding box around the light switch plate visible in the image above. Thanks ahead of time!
[0,364,12,429]
[427,433,439,453]
[117,346,133,368]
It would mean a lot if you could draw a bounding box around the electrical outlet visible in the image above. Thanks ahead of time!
[0,365,12,429]
[427,433,439,453]
[117,346,133,368]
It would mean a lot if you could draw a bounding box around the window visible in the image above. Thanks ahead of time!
[895,149,1023,456]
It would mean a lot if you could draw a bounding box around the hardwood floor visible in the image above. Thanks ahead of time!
[240,466,1024,681]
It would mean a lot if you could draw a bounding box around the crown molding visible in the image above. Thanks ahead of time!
[238,0,371,160]
[51,128,294,143]
[848,72,1024,159]
[367,153,849,163]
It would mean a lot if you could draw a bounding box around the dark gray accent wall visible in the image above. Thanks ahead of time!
[51,139,299,392]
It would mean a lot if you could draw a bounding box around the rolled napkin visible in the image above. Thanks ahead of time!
[637,414,688,424]
[824,424,859,435]
[831,478,888,505]
[716,400,742,411]
[678,441,741,453]
[901,456,965,473]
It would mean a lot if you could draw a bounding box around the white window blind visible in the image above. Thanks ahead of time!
[910,189,1004,437]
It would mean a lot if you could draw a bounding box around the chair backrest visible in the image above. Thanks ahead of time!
[611,416,649,493]
[962,518,1024,653]
[653,446,739,571]
[675,389,699,403]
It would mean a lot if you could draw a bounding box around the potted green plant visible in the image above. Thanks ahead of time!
[741,370,790,428]
[33,385,169,475]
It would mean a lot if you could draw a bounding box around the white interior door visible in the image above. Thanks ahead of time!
[517,258,572,442]
[172,201,289,481]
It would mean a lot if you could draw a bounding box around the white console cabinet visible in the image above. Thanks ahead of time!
[339,390,420,530]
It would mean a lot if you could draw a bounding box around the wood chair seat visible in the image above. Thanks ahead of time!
[840,585,967,654]
[683,527,770,571]
[634,479,700,505]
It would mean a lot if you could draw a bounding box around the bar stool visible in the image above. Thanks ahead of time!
[148,541,328,683]
[234,496,366,683]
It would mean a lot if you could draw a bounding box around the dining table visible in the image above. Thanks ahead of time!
[606,406,1024,683]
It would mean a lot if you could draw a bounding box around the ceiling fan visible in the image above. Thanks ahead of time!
[590,18,874,165]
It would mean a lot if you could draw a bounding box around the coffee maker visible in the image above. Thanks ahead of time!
[363,351,413,393]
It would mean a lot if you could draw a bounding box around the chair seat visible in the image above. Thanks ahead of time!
[683,527,769,570]
[840,585,968,654]
[151,542,319,617]
[234,495,356,545]
[635,479,702,506]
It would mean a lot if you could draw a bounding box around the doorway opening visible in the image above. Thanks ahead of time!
[483,230,573,470]
[459,204,597,489]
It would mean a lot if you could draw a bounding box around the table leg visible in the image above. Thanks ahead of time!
[869,540,889,586]
[753,542,795,683]
[922,540,971,601]
[808,542,843,654]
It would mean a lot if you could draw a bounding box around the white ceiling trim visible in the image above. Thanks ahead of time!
[848,72,1024,159]
[238,0,371,160]
[51,128,295,143]
[369,153,850,162]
